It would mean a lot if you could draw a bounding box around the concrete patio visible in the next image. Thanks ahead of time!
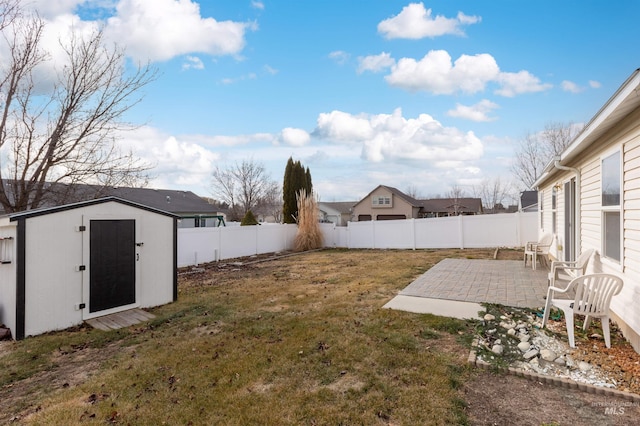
[384,259,550,319]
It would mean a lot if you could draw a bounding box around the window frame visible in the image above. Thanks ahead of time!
[600,148,622,266]
[539,190,544,230]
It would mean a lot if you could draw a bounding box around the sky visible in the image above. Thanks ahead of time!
[13,0,640,202]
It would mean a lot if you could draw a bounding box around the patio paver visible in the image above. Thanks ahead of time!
[397,258,549,309]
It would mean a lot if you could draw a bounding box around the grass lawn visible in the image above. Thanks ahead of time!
[1,248,501,425]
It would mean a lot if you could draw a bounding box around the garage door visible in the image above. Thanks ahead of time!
[376,214,406,220]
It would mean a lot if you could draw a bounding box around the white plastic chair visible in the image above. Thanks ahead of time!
[548,248,594,288]
[524,233,553,270]
[542,273,623,348]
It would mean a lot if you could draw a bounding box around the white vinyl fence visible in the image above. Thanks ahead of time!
[178,212,538,267]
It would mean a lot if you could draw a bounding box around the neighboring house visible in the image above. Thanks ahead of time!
[352,185,422,221]
[0,181,225,227]
[421,197,484,217]
[533,68,640,352]
[107,187,226,228]
[352,185,483,221]
[318,202,356,226]
[0,197,178,339]
[519,190,538,212]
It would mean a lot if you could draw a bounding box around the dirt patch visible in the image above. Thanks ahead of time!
[464,370,640,425]
[0,341,130,424]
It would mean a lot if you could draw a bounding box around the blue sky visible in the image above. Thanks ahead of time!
[20,1,640,202]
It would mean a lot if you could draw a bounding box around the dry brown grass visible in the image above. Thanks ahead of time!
[3,248,493,425]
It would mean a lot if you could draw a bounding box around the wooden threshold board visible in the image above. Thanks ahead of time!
[86,309,156,331]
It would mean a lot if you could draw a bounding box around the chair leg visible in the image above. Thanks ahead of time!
[583,315,592,331]
[532,252,537,270]
[541,296,552,328]
[564,310,575,348]
[602,317,612,348]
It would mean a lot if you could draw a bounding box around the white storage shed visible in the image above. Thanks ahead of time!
[0,197,178,339]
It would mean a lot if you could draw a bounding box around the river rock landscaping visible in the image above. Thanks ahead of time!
[473,304,640,396]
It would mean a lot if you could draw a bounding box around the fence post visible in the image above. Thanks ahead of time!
[412,218,416,250]
[372,220,376,249]
[458,215,465,249]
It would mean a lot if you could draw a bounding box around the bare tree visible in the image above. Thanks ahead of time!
[404,184,421,199]
[445,184,466,215]
[0,3,156,212]
[511,122,582,190]
[473,177,513,213]
[211,158,279,221]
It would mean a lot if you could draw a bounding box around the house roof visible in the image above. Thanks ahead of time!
[7,196,180,222]
[353,185,422,208]
[107,187,218,214]
[421,198,483,214]
[520,190,538,209]
[534,68,640,187]
[0,181,218,216]
[319,201,356,214]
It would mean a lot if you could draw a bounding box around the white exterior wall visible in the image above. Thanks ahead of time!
[17,201,174,337]
[538,107,640,351]
[0,220,17,336]
[24,209,85,336]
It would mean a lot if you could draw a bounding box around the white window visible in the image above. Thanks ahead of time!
[372,196,391,206]
[601,150,621,263]
[539,190,544,230]
[551,186,557,234]
[0,236,13,264]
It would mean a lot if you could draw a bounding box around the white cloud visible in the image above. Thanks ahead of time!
[182,55,204,70]
[117,126,219,193]
[447,99,499,122]
[279,128,311,147]
[589,80,602,89]
[385,50,499,94]
[264,64,278,75]
[220,73,257,84]
[105,0,255,62]
[24,0,86,19]
[315,108,483,164]
[495,70,552,97]
[378,3,480,39]
[316,111,375,142]
[357,52,395,74]
[251,1,265,10]
[561,80,584,93]
[328,50,350,65]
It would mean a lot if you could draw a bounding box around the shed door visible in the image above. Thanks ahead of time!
[90,220,136,313]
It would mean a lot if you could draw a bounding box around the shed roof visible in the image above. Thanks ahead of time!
[7,197,180,222]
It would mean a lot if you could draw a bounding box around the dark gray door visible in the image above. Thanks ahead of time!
[90,220,136,313]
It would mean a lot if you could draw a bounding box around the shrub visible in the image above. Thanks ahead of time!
[241,210,259,226]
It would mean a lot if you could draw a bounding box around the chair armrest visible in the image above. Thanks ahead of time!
[547,284,572,295]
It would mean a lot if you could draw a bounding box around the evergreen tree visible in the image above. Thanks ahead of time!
[240,210,259,226]
[282,157,313,223]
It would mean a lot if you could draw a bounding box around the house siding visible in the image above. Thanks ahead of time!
[537,104,640,352]
[352,187,414,221]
